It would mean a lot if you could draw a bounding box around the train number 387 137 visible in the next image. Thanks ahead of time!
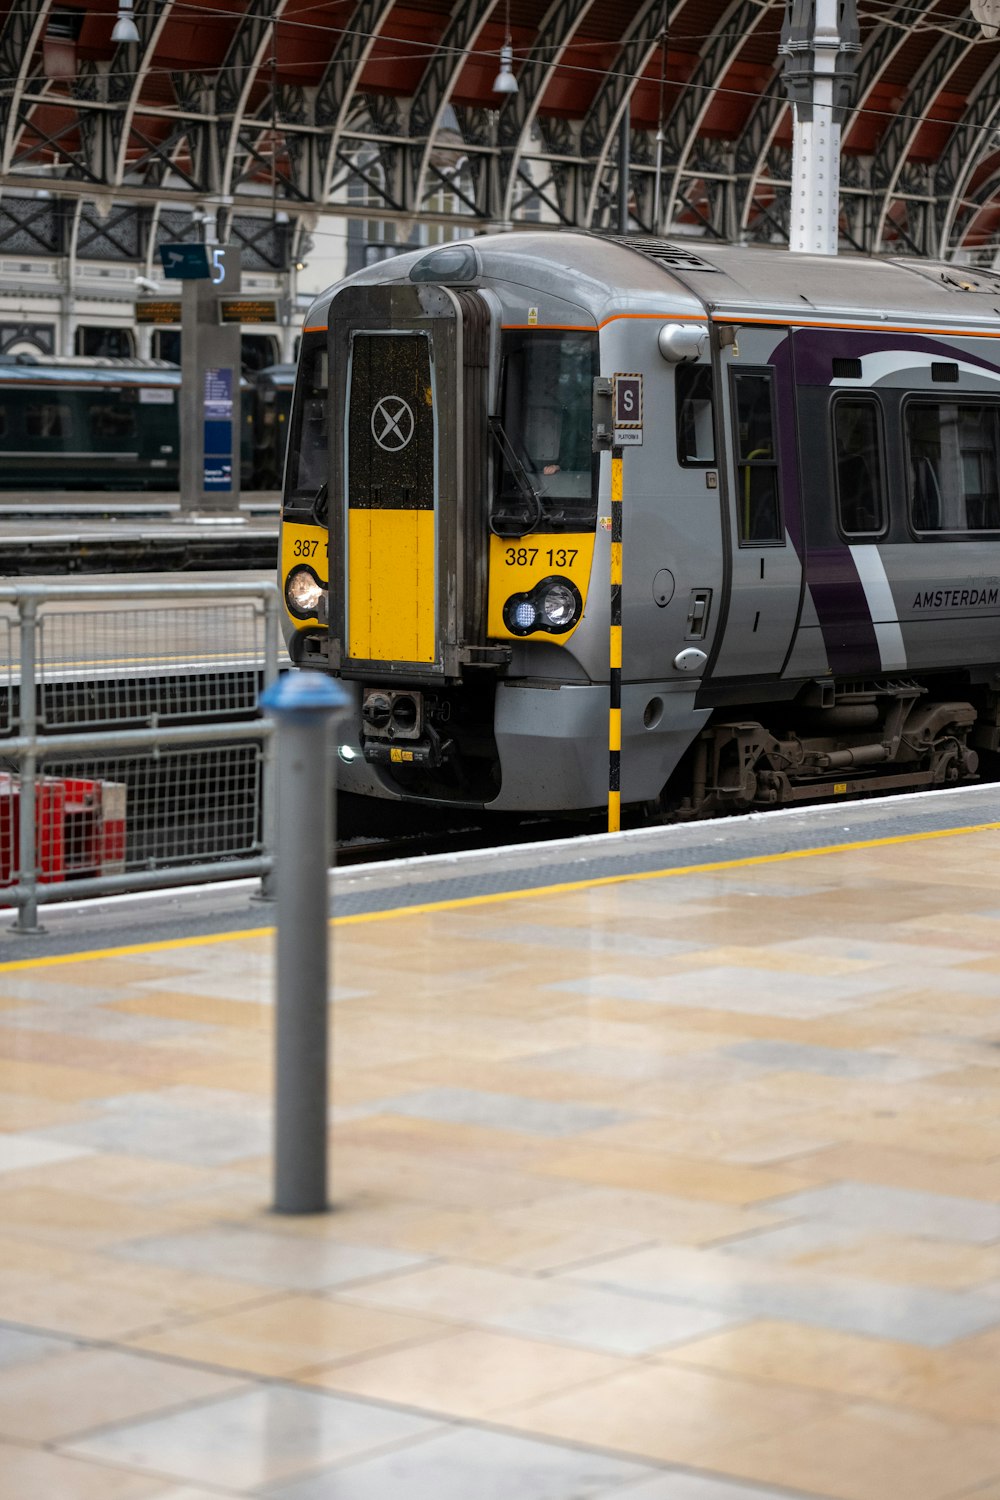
[504,547,578,567]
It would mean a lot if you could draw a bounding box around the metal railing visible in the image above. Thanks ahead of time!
[0,580,281,932]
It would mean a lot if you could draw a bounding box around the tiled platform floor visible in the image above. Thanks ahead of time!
[2,813,1000,1498]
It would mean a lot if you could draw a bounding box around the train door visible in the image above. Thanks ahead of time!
[327,280,488,679]
[705,332,804,681]
[345,331,437,665]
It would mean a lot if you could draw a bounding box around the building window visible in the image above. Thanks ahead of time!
[0,323,54,356]
[152,330,181,364]
[75,326,135,358]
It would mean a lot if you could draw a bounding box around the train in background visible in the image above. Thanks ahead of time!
[250,363,295,488]
[278,231,1000,819]
[0,354,295,491]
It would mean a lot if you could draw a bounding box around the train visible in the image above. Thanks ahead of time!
[0,354,295,492]
[278,230,1000,818]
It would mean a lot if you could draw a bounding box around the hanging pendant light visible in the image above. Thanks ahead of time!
[492,0,518,95]
[112,0,140,44]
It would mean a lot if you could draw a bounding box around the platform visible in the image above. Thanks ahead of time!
[2,786,1000,1499]
[0,493,279,573]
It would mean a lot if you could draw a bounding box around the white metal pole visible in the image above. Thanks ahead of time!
[789,0,841,255]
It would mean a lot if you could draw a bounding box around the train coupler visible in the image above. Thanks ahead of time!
[362,730,452,769]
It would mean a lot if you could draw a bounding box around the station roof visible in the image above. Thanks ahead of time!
[1,0,999,260]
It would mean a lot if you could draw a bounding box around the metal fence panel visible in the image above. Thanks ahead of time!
[36,598,269,730]
[0,581,280,929]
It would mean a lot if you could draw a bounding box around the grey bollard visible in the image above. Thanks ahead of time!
[260,670,350,1213]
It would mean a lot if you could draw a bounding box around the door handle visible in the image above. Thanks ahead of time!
[685,588,712,640]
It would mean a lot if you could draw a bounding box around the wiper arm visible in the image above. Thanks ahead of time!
[310,480,328,527]
[488,417,543,537]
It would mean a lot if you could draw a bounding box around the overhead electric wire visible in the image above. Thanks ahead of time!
[3,0,1000,212]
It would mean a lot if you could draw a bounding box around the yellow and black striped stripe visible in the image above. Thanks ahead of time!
[609,448,623,833]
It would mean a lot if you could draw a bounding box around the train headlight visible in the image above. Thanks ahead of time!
[539,582,578,630]
[503,576,581,637]
[285,566,325,619]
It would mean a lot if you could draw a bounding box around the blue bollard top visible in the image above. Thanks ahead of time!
[261,670,351,720]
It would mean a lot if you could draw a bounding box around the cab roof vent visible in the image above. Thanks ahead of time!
[598,235,719,274]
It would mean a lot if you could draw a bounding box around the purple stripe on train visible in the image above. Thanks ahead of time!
[768,332,880,675]
[769,327,1000,678]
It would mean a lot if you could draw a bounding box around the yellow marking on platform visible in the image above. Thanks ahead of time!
[0,927,273,972]
[3,817,1000,971]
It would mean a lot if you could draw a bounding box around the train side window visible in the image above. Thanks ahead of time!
[731,370,782,544]
[676,364,715,466]
[906,400,1000,534]
[287,335,329,503]
[0,409,6,439]
[88,403,137,440]
[26,402,71,440]
[833,398,886,537]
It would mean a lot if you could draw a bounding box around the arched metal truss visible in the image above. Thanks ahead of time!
[934,47,1000,255]
[658,0,770,242]
[495,0,596,225]
[3,0,1000,272]
[871,24,977,256]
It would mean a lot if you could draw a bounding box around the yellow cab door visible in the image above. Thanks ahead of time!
[345,332,437,667]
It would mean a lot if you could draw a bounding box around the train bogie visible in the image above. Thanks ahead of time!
[280,233,1000,817]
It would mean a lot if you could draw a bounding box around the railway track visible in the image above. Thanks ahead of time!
[333,794,601,866]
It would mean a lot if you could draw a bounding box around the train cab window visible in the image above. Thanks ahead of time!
[495,329,598,525]
[906,401,1000,534]
[731,370,782,544]
[26,402,71,440]
[286,334,329,505]
[676,364,715,466]
[834,399,886,537]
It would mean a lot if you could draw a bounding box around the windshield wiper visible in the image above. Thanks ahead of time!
[488,417,543,537]
[309,480,328,527]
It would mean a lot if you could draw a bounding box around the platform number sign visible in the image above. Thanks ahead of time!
[613,373,643,446]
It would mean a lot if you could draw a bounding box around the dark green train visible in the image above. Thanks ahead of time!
[0,354,294,491]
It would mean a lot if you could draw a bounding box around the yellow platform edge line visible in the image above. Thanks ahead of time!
[1,817,998,972]
[1,816,1000,966]
[332,818,1000,926]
